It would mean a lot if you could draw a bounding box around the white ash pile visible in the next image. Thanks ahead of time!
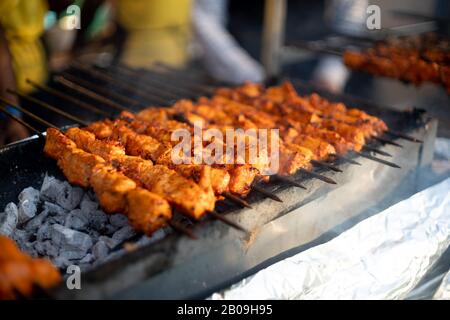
[0,174,167,270]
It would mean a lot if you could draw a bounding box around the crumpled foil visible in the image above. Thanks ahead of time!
[211,177,450,300]
[433,269,450,300]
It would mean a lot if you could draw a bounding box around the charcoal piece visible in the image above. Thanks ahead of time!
[34,240,58,257]
[79,253,94,264]
[112,225,136,241]
[55,182,84,211]
[88,210,109,231]
[51,224,93,254]
[24,210,50,232]
[88,229,100,241]
[12,229,31,245]
[0,202,19,236]
[17,200,37,224]
[109,214,129,228]
[18,187,40,203]
[64,209,89,231]
[17,188,40,224]
[36,222,52,241]
[52,256,71,269]
[19,187,39,201]
[80,194,98,214]
[92,240,109,260]
[20,241,37,257]
[98,235,120,249]
[42,202,67,217]
[103,223,118,236]
[58,250,88,260]
[40,175,63,202]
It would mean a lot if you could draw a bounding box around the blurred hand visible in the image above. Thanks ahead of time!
[0,119,29,146]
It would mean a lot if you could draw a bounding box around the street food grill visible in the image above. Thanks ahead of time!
[0,63,431,299]
[42,80,395,238]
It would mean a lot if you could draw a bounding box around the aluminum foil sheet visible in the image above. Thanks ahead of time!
[211,177,450,300]
[433,269,450,300]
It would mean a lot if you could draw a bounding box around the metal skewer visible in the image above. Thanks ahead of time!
[7,89,89,126]
[311,160,343,172]
[223,192,253,209]
[372,136,403,147]
[0,104,42,137]
[0,97,57,129]
[70,62,175,104]
[331,154,361,166]
[354,151,401,168]
[251,184,283,202]
[385,130,423,143]
[168,220,197,239]
[61,72,143,109]
[273,175,307,189]
[54,76,132,113]
[298,169,337,184]
[113,65,198,98]
[26,78,110,117]
[136,65,216,94]
[362,145,392,157]
[209,211,249,233]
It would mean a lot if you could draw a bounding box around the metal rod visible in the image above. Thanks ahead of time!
[168,220,197,239]
[113,65,198,98]
[273,174,307,189]
[363,145,392,157]
[311,159,343,172]
[251,184,283,202]
[70,62,171,105]
[298,168,337,184]
[141,65,216,94]
[7,89,89,126]
[0,97,57,129]
[153,62,225,86]
[209,211,249,233]
[61,72,143,109]
[385,130,423,143]
[372,136,403,148]
[26,79,110,117]
[54,76,132,113]
[102,67,184,101]
[354,151,401,168]
[0,104,41,136]
[223,192,253,209]
[331,154,362,166]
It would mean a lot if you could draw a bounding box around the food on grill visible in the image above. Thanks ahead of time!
[44,128,172,235]
[0,235,61,299]
[43,81,390,237]
[343,35,450,92]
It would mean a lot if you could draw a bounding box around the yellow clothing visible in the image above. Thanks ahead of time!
[116,0,192,68]
[0,0,48,93]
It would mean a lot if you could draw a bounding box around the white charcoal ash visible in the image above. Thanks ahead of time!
[24,210,50,232]
[0,202,19,236]
[92,240,109,260]
[17,187,40,224]
[51,224,93,256]
[112,225,137,242]
[64,209,89,231]
[40,174,84,211]
[2,174,161,271]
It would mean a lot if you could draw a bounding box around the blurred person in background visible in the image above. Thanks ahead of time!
[0,0,262,145]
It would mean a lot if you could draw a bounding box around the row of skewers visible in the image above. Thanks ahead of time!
[0,65,422,299]
[5,75,409,239]
[0,64,420,242]
[343,34,450,92]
